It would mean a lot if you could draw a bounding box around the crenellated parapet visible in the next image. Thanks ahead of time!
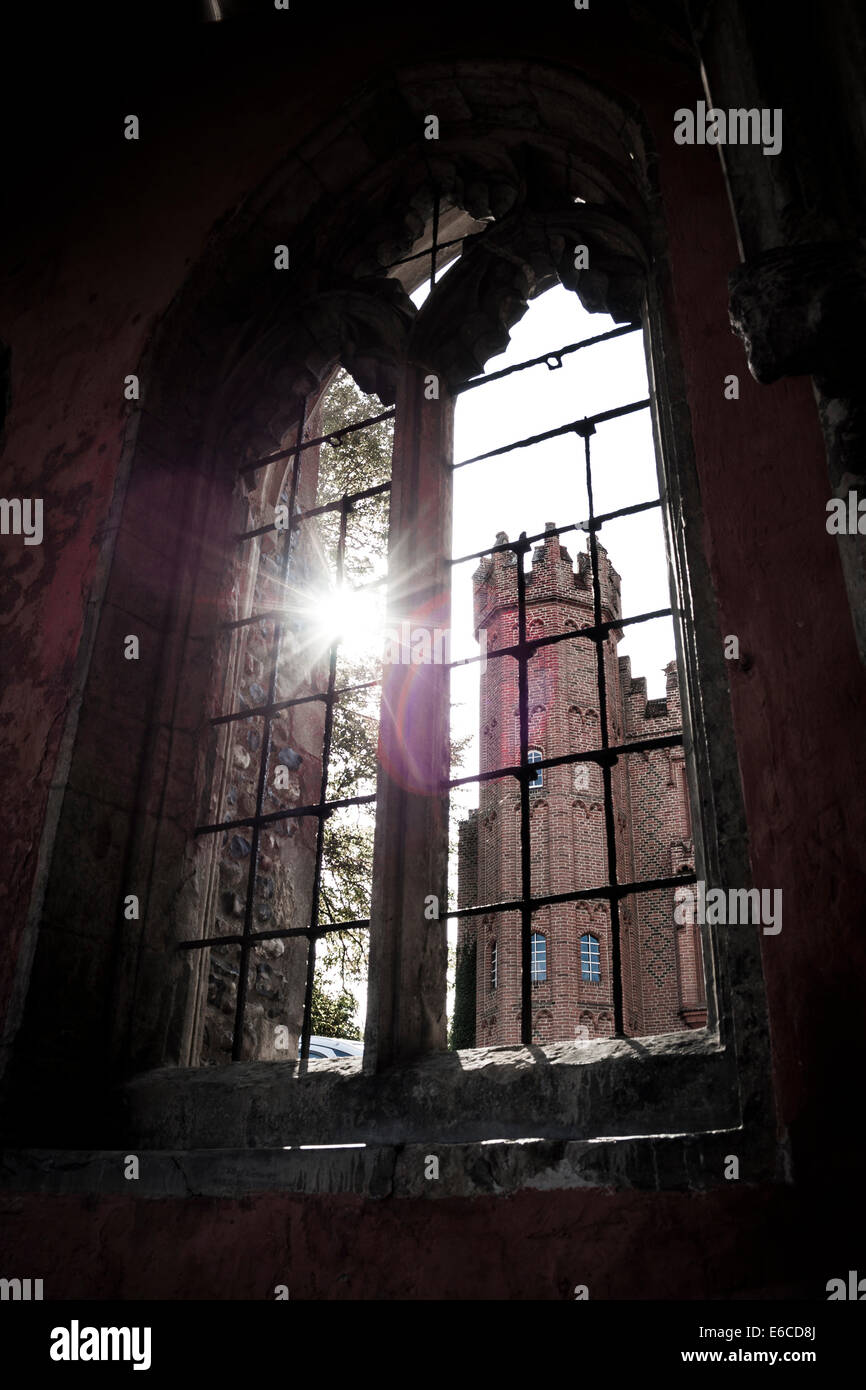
[473,525,623,637]
[620,655,682,736]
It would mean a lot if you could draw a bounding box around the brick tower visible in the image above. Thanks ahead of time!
[455,526,706,1045]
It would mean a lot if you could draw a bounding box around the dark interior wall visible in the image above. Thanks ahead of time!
[1,4,864,1296]
[0,1185,834,1301]
[655,128,866,1180]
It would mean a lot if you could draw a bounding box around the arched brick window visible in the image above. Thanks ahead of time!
[580,933,601,983]
[530,932,547,983]
[527,748,544,789]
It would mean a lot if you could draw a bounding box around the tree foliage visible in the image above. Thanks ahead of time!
[449,938,477,1050]
[310,979,363,1041]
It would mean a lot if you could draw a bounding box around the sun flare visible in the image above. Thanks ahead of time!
[307,584,385,661]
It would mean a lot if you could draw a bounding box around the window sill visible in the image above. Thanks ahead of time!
[1,1125,780,1201]
[116,1029,759,1161]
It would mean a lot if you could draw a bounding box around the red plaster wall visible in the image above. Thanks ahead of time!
[654,111,866,1176]
[0,1183,849,1300]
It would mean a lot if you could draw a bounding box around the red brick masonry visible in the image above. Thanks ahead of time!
[458,529,705,1042]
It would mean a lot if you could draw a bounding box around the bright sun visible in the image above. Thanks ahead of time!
[308,584,385,662]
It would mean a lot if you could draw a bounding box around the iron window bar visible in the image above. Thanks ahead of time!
[447,607,674,673]
[450,500,664,571]
[454,323,641,395]
[238,409,396,477]
[237,479,393,543]
[178,919,370,953]
[208,677,382,730]
[448,732,685,791]
[452,397,651,472]
[299,495,349,1067]
[449,871,697,924]
[379,232,467,274]
[194,790,378,840]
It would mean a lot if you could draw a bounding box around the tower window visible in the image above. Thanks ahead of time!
[530,932,547,982]
[527,749,543,789]
[490,940,498,992]
[580,933,601,983]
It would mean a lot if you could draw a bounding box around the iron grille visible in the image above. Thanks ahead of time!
[178,194,698,1060]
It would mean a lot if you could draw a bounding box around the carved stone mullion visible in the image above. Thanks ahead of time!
[363,364,453,1072]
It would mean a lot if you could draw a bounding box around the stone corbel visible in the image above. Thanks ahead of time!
[728,239,866,392]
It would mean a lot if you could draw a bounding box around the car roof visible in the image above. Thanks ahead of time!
[304,1035,364,1057]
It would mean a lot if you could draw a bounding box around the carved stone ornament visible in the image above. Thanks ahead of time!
[729,239,866,387]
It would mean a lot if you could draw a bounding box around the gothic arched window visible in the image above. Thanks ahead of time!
[5,57,766,1187]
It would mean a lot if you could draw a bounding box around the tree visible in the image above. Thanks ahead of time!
[305,371,390,1032]
[310,979,362,1040]
[306,368,471,1038]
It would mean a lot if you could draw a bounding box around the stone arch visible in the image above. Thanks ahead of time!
[137,57,653,472]
[529,703,548,746]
